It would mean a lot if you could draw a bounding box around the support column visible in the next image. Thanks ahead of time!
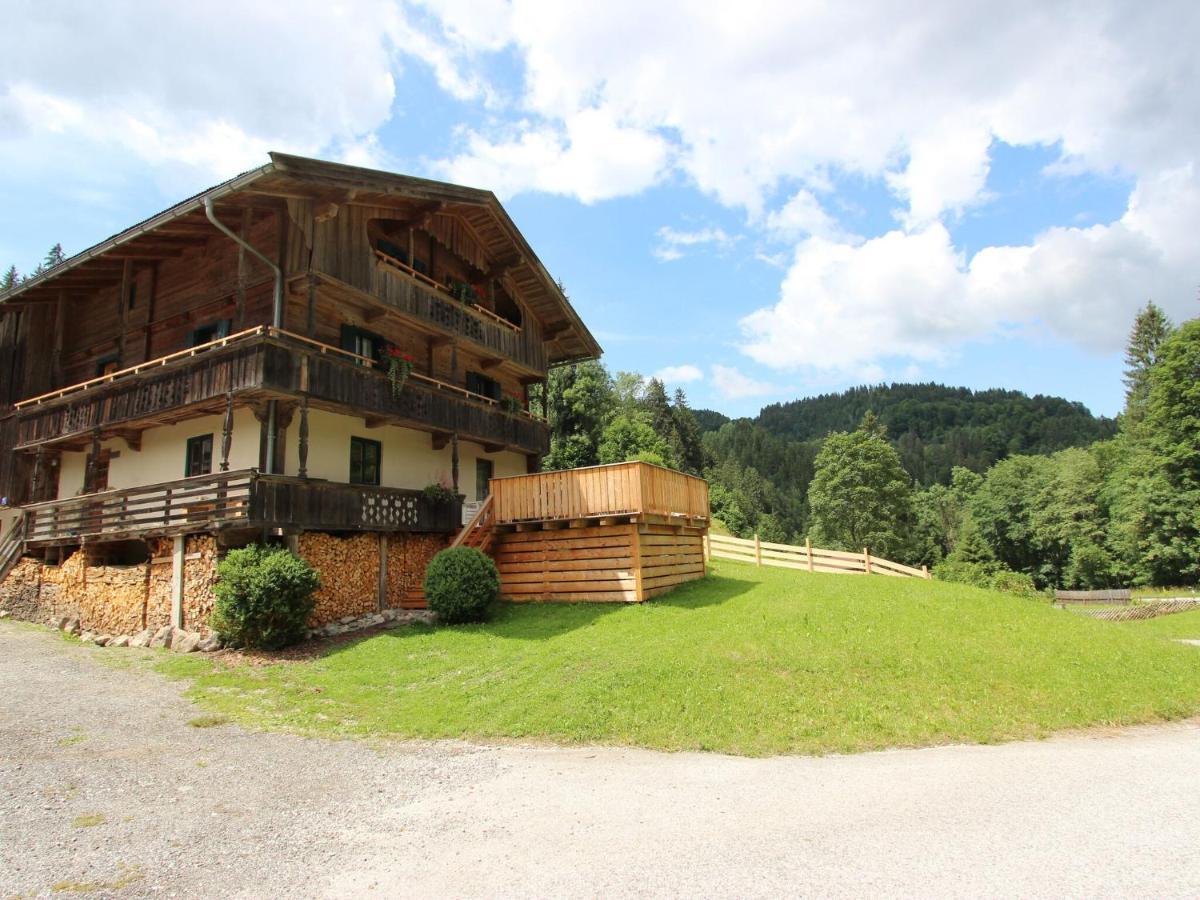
[116,259,132,365]
[377,533,388,612]
[31,448,44,503]
[220,392,234,472]
[451,434,460,494]
[85,429,101,494]
[298,396,309,479]
[171,536,185,629]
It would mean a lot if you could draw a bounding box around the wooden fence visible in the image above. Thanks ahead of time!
[705,532,930,579]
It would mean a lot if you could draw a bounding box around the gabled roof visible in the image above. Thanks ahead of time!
[0,152,601,365]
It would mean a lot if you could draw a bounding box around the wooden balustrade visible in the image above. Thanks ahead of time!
[21,469,461,546]
[13,329,549,456]
[371,252,546,371]
[490,461,710,525]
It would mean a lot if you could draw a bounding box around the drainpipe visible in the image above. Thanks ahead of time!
[205,198,284,473]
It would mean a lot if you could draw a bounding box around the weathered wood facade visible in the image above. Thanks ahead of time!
[0,154,602,623]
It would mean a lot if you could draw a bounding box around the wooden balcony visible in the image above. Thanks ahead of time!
[491,461,710,526]
[21,469,461,546]
[13,327,549,456]
[368,251,547,373]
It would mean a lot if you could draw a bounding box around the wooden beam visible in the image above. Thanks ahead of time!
[116,259,132,364]
[431,431,451,451]
[482,442,503,454]
[479,357,503,371]
[364,416,390,429]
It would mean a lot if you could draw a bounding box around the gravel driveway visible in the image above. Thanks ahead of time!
[3,621,1199,898]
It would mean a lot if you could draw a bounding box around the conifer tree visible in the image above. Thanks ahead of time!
[1122,300,1173,425]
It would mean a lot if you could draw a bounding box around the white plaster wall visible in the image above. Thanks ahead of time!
[49,407,530,500]
[278,408,528,498]
[55,409,261,499]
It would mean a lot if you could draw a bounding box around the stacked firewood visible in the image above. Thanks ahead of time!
[298,532,379,625]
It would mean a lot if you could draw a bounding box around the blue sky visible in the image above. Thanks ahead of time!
[3,1,1198,419]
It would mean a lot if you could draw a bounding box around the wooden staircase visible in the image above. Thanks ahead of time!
[452,495,496,555]
[0,512,28,586]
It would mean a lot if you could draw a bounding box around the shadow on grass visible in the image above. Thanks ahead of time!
[320,571,759,657]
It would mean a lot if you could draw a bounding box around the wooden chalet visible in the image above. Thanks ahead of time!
[0,154,709,635]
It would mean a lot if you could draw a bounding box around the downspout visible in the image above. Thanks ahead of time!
[204,198,284,473]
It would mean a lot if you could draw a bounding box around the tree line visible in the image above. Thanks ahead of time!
[536,301,1195,591]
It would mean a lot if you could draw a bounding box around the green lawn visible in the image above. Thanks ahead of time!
[1120,607,1200,640]
[158,559,1200,756]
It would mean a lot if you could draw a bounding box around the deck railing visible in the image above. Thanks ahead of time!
[490,461,710,525]
[371,253,546,372]
[14,328,549,456]
[21,469,461,545]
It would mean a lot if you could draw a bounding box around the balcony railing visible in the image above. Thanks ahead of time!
[369,252,547,372]
[21,469,461,545]
[490,461,710,525]
[14,327,549,456]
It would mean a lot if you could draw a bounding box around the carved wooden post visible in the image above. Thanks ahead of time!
[31,448,44,502]
[298,396,309,479]
[220,392,234,472]
[451,434,460,494]
[85,429,101,494]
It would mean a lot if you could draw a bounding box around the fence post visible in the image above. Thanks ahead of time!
[754,533,762,567]
[702,533,710,562]
[863,547,872,575]
[922,564,930,580]
[805,537,814,573]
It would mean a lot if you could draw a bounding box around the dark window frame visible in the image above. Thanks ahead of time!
[189,319,231,348]
[475,458,494,502]
[466,371,502,402]
[185,434,214,478]
[349,436,382,486]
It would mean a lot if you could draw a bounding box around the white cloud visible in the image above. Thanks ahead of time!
[419,1,1200,220]
[0,2,410,183]
[763,190,853,242]
[740,165,1200,374]
[654,364,704,384]
[437,107,669,202]
[652,226,736,262]
[711,364,776,399]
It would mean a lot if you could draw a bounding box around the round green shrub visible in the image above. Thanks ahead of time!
[210,544,320,649]
[423,546,500,624]
[989,569,1039,598]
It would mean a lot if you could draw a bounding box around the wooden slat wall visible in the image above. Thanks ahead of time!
[638,524,707,599]
[494,524,640,602]
[493,522,707,603]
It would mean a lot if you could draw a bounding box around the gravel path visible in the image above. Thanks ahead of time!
[3,621,1200,898]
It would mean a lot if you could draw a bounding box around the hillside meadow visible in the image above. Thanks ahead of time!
[153,560,1200,756]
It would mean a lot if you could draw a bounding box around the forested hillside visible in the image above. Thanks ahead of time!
[704,383,1115,486]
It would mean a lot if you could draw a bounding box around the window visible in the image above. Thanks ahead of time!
[185,434,214,477]
[466,371,502,401]
[349,437,381,486]
[95,354,120,378]
[475,459,494,502]
[190,319,231,347]
[340,325,386,367]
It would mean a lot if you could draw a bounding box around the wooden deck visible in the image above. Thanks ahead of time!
[20,469,461,546]
[13,327,549,456]
[484,462,710,603]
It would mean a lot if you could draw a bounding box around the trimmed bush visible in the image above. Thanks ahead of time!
[210,545,320,649]
[423,546,500,624]
[989,569,1040,598]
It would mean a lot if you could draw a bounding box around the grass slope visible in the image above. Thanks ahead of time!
[160,560,1200,756]
[1121,608,1200,641]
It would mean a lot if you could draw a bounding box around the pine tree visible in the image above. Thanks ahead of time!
[670,388,706,475]
[1122,300,1173,425]
[1,266,18,292]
